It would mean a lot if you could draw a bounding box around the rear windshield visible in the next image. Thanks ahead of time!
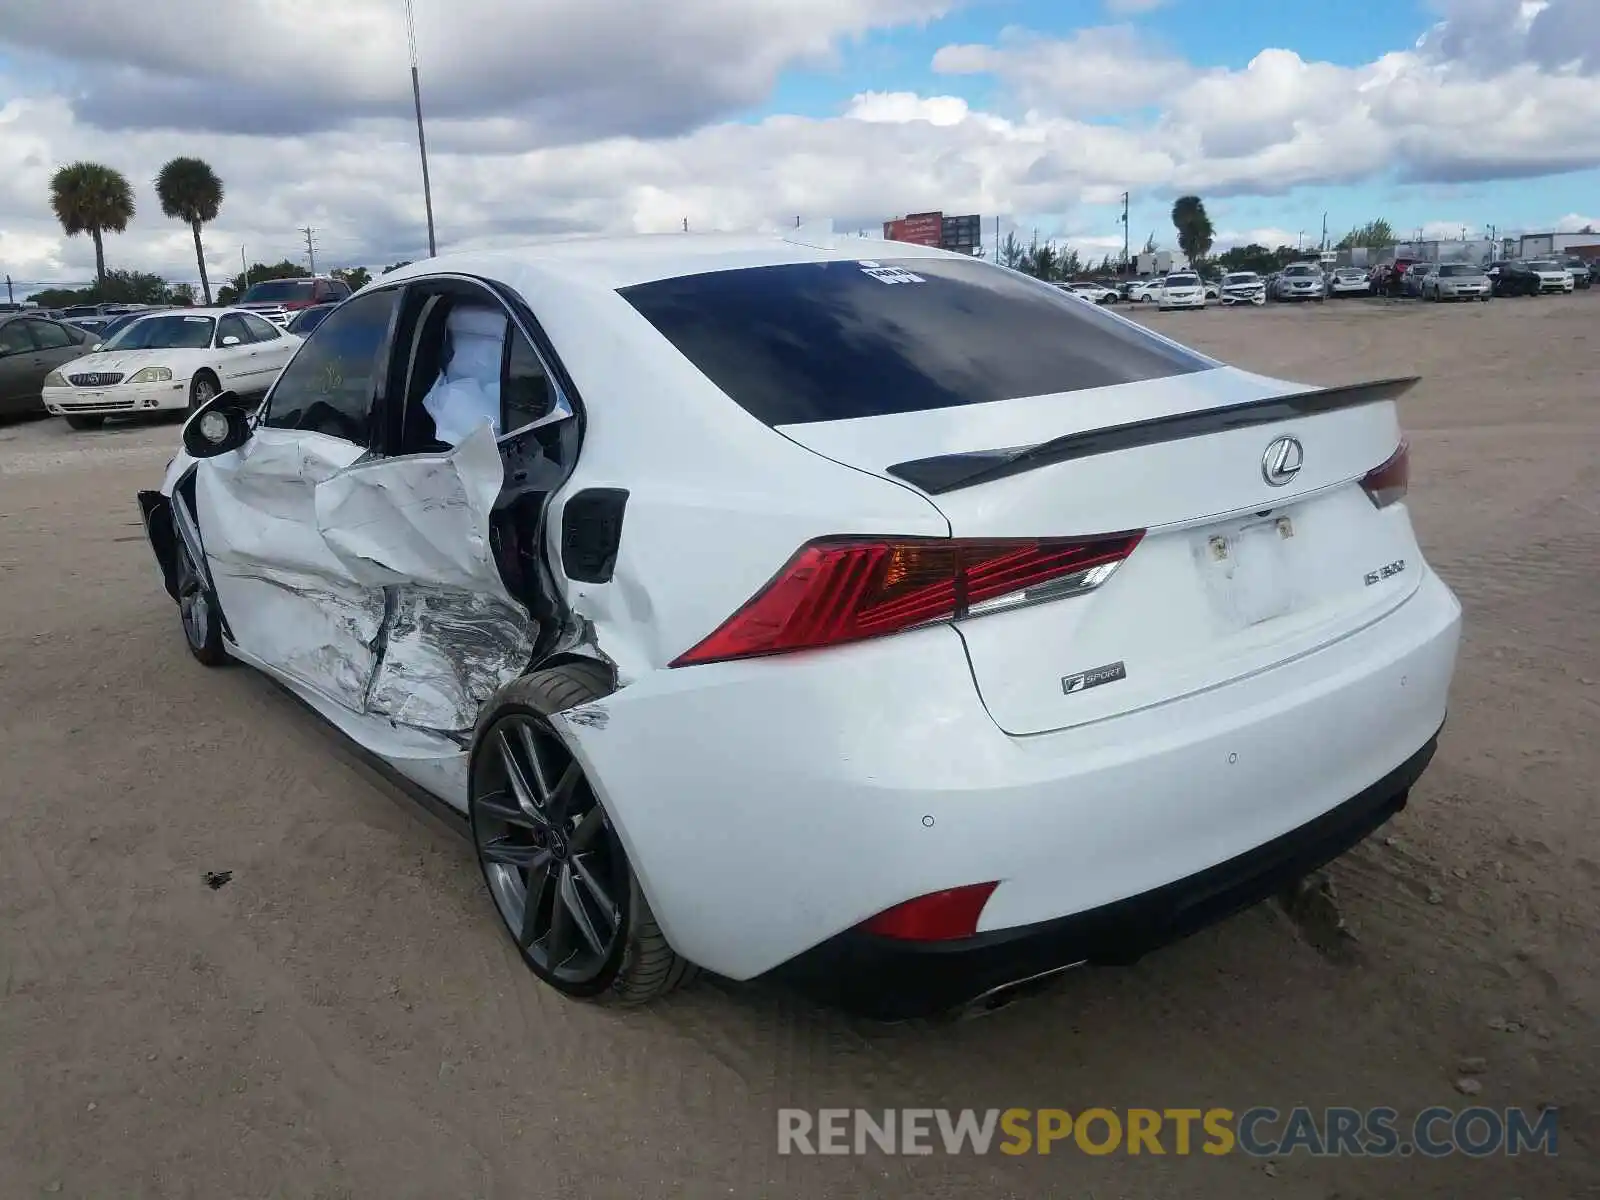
[619,258,1213,426]
[242,279,316,303]
[1438,264,1481,276]
[1284,265,1319,276]
[1165,274,1199,285]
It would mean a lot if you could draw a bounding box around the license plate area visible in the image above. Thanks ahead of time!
[1195,514,1300,628]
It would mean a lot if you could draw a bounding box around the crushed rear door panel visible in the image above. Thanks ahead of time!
[313,424,535,733]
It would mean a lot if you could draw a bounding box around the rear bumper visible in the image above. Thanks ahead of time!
[561,568,1462,989]
[768,728,1437,1019]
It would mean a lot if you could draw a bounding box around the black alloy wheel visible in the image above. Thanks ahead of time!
[469,663,695,1004]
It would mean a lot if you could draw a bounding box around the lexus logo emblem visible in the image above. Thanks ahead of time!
[1261,436,1304,487]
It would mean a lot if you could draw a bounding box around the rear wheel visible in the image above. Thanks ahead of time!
[64,414,105,431]
[470,662,696,1005]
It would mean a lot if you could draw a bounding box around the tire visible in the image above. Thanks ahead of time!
[470,661,697,1006]
[64,414,105,431]
[187,371,220,415]
[173,519,229,666]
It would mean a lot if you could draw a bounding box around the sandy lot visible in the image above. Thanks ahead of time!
[1,294,1595,1199]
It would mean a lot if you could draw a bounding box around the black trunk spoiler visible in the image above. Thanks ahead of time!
[885,376,1421,494]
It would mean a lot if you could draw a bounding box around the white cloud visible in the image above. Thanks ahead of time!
[934,25,1196,115]
[1104,0,1171,14]
[3,0,1599,294]
[1554,212,1598,232]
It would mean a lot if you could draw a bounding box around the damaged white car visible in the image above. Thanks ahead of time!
[137,236,1462,1019]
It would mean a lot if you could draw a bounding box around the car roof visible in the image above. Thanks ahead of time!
[377,232,980,294]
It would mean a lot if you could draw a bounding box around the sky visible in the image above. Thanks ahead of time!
[2,0,1598,294]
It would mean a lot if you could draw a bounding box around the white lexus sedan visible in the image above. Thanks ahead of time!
[137,234,1461,1019]
[1156,271,1206,310]
[44,308,301,430]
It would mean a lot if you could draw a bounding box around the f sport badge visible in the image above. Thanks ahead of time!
[1062,661,1127,695]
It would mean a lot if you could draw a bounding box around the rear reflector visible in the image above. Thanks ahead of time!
[1361,440,1410,509]
[860,882,1000,941]
[670,532,1144,667]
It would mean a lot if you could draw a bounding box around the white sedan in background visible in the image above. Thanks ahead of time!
[1156,272,1207,311]
[1061,281,1120,305]
[43,308,301,430]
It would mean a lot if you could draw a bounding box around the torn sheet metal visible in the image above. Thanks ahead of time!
[196,423,536,733]
[313,424,519,608]
[364,587,535,733]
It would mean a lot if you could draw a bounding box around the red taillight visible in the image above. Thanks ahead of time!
[860,882,1000,941]
[670,532,1144,667]
[1361,440,1410,509]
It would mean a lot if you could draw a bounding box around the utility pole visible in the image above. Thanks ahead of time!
[301,227,318,274]
[4,275,12,305]
[240,246,249,292]
[994,215,1000,264]
[1121,191,1130,272]
[1321,212,1328,251]
[682,217,688,232]
[795,216,801,228]
[405,0,438,257]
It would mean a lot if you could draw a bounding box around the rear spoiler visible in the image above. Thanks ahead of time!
[885,376,1421,494]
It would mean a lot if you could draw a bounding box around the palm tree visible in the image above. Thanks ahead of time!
[155,157,225,305]
[49,162,136,290]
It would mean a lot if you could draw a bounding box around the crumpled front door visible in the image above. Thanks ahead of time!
[197,423,535,737]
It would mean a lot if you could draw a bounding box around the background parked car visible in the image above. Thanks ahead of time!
[1402,263,1435,298]
[1219,271,1267,306]
[285,301,342,335]
[1201,278,1220,301]
[1156,271,1206,311]
[1487,261,1543,297]
[1422,263,1491,302]
[1061,281,1120,305]
[1562,257,1593,289]
[1327,267,1371,297]
[1524,259,1574,294]
[235,275,353,327]
[1377,258,1423,297]
[1270,262,1327,301]
[1126,278,1164,303]
[42,308,301,430]
[0,313,93,416]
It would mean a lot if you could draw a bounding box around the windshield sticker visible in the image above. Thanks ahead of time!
[183,316,210,323]
[857,261,926,285]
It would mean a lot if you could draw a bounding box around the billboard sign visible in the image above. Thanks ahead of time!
[884,211,944,247]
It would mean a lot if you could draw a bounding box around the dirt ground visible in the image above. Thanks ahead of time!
[1,293,1595,1199]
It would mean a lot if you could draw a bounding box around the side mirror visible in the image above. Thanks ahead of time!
[220,335,242,347]
[181,390,254,458]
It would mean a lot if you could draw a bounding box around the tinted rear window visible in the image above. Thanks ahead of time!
[619,257,1212,426]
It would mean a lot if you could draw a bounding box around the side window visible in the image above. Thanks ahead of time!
[216,314,250,346]
[240,313,281,341]
[504,328,553,432]
[0,323,31,356]
[262,289,397,444]
[25,320,73,350]
[324,281,351,301]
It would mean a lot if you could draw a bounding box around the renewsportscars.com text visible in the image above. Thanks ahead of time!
[778,1106,1558,1158]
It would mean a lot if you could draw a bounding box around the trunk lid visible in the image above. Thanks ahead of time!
[778,367,1421,735]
